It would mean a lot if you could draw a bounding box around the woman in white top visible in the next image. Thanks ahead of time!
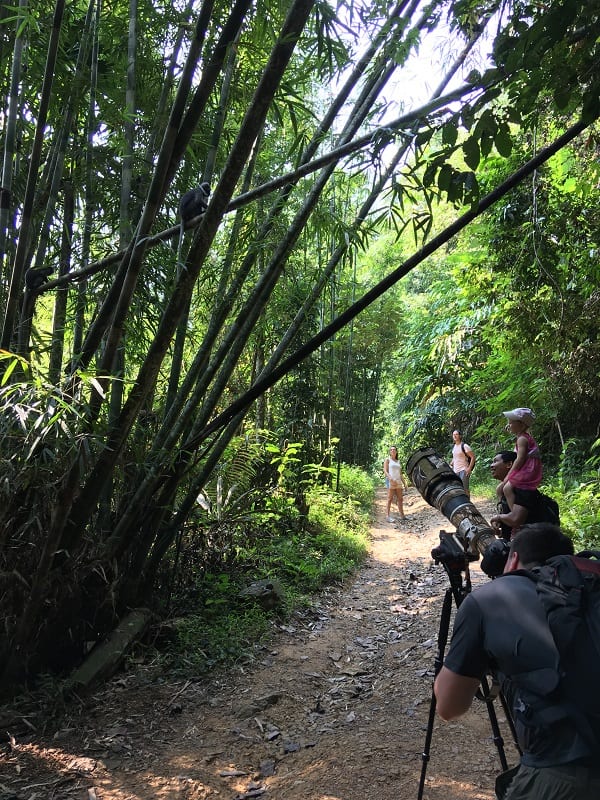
[383,446,406,522]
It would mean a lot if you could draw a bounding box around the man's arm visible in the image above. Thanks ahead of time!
[434,666,481,720]
[490,501,528,533]
[435,592,488,720]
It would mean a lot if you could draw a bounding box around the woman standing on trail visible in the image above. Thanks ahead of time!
[383,446,407,523]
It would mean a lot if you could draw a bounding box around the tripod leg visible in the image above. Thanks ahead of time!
[417,588,453,800]
[480,675,509,772]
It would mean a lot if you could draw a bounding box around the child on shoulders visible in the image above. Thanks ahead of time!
[497,407,542,510]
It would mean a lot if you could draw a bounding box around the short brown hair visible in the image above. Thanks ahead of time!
[509,523,573,568]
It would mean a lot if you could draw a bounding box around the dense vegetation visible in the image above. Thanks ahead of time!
[0,0,598,693]
[154,459,373,676]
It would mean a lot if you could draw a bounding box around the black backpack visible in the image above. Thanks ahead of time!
[520,551,600,749]
[535,492,560,525]
[460,442,472,466]
[530,551,600,649]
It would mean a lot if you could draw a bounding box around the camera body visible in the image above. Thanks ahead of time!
[407,448,509,577]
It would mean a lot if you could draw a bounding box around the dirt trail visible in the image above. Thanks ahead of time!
[1,488,517,800]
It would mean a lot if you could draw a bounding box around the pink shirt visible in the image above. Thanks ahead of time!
[452,442,473,473]
[510,432,542,490]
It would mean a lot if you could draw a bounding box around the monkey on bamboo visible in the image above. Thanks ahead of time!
[176,182,211,266]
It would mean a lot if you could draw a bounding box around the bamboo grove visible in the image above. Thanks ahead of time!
[0,0,598,691]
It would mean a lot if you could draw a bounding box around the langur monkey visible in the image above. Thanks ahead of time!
[176,182,211,267]
[25,266,54,292]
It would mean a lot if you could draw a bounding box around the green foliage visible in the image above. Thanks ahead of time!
[562,480,600,551]
[265,439,305,491]
[493,0,600,123]
[560,439,600,550]
[0,373,86,537]
[557,438,591,490]
[302,486,370,584]
[375,113,600,469]
[335,462,376,511]
[156,479,369,676]
[167,605,272,674]
[195,436,265,523]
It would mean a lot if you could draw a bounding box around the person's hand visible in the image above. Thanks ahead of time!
[490,515,501,531]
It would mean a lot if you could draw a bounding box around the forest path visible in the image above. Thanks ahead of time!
[2,488,515,800]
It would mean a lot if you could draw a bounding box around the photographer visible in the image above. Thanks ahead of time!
[434,523,600,800]
[490,451,559,539]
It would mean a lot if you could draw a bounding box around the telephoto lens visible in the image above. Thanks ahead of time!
[406,448,505,576]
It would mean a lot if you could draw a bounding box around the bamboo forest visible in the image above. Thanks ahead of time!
[1,0,599,698]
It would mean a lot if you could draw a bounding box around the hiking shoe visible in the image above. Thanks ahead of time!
[386,516,395,522]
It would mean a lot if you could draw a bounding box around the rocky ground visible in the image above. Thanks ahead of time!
[0,487,517,800]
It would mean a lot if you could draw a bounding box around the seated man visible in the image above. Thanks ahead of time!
[489,450,559,539]
[434,523,600,800]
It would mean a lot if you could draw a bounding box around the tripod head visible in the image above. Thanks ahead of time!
[431,529,476,606]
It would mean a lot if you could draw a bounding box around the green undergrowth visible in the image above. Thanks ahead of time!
[150,471,374,678]
[559,441,600,550]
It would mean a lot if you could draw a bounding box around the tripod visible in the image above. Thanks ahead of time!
[417,543,521,800]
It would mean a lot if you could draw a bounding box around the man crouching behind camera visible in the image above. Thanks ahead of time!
[434,523,600,800]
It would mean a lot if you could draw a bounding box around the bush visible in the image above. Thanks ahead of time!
[335,463,377,511]
[166,606,272,674]
[157,476,371,677]
[562,480,600,550]
[561,439,600,549]
[558,438,593,490]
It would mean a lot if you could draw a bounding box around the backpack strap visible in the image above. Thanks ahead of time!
[515,691,600,753]
[575,549,600,567]
[460,442,471,464]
